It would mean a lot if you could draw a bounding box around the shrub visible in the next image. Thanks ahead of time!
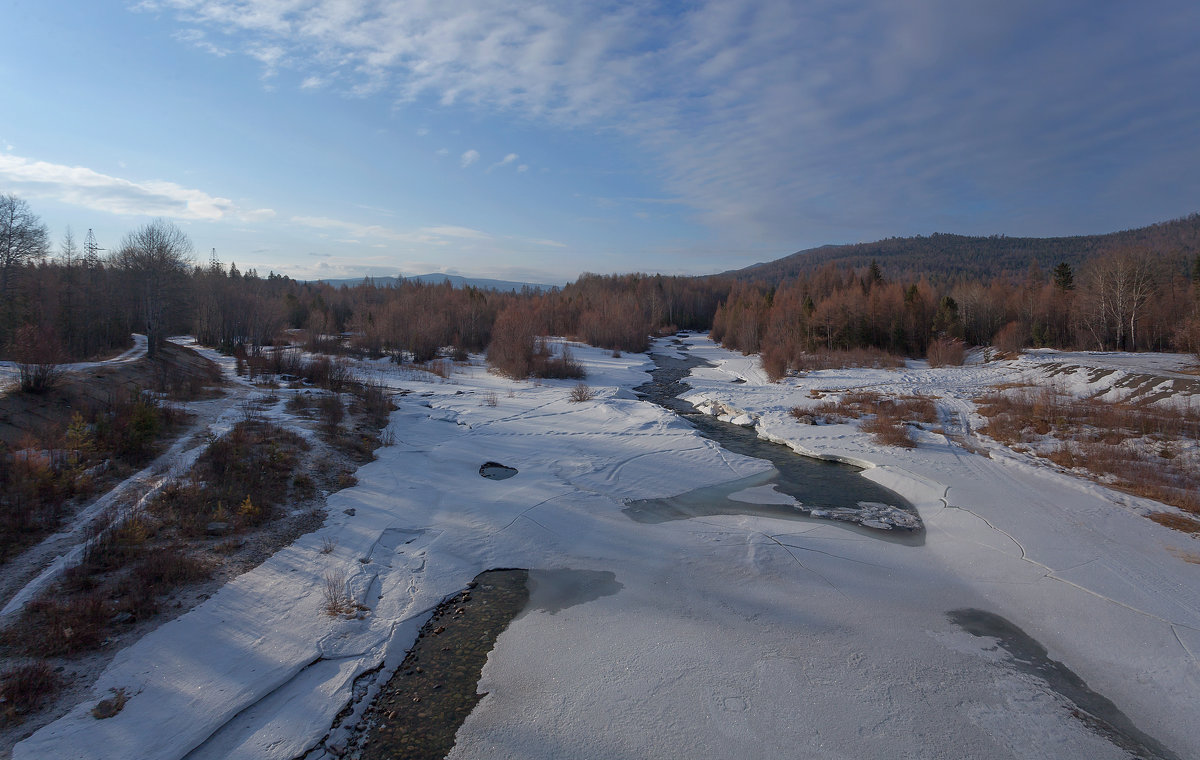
[18,593,109,656]
[322,568,355,616]
[927,338,966,368]
[10,324,65,394]
[992,321,1025,354]
[0,661,61,724]
[487,306,535,379]
[568,383,596,402]
[531,341,585,380]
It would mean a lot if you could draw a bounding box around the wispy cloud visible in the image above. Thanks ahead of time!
[0,153,272,221]
[487,153,519,172]
[172,28,231,57]
[459,149,480,168]
[290,215,492,245]
[140,0,1200,243]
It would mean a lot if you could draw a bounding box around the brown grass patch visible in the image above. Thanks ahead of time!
[795,390,935,448]
[792,348,904,372]
[1149,512,1200,534]
[978,386,1200,516]
[860,412,916,448]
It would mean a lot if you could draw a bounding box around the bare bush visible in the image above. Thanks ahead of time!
[322,568,355,615]
[319,394,345,435]
[569,383,596,402]
[10,324,64,393]
[926,337,966,368]
[531,340,585,380]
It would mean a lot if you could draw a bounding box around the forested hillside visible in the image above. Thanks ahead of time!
[727,214,1200,283]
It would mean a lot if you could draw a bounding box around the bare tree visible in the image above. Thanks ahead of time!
[0,194,49,342]
[113,219,194,356]
[1079,250,1156,350]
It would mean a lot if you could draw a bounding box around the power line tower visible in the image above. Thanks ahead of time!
[83,229,105,268]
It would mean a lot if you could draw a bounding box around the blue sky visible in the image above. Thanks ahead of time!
[3,1,1199,284]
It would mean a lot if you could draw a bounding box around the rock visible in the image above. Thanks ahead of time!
[343,508,356,516]
[206,521,231,536]
[111,612,135,625]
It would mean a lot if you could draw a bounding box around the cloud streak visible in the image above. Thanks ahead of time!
[0,153,273,222]
[139,0,1200,245]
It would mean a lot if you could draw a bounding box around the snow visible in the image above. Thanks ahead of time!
[0,334,147,396]
[15,337,1200,759]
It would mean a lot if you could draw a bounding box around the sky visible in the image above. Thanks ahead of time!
[3,1,1200,284]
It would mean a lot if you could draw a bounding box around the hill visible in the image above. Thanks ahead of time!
[725,213,1200,283]
[317,273,551,292]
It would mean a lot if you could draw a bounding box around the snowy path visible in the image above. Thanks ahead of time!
[0,335,149,395]
[15,339,1199,759]
[0,337,253,622]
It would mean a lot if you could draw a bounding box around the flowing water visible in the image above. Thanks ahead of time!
[627,348,923,542]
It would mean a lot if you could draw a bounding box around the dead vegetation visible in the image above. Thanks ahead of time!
[0,661,61,726]
[976,387,1200,520]
[789,348,905,373]
[0,343,397,741]
[0,341,224,564]
[0,396,188,564]
[791,390,938,448]
[568,383,596,402]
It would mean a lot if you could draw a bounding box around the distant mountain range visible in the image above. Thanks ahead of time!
[724,213,1200,283]
[317,273,552,292]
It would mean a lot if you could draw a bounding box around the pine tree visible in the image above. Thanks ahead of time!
[1052,262,1074,291]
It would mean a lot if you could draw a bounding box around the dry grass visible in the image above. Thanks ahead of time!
[791,348,905,372]
[13,594,110,656]
[860,411,916,448]
[792,390,936,448]
[977,387,1200,516]
[1149,512,1200,534]
[0,661,61,724]
[322,568,356,616]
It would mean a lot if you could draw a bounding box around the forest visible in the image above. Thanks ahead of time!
[2,193,1199,385]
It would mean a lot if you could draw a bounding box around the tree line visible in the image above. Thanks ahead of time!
[714,252,1200,379]
[2,192,1198,383]
[0,195,724,376]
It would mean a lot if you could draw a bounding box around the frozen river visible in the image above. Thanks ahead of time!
[16,336,1194,759]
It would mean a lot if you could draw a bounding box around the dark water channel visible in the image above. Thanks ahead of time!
[627,349,923,542]
[950,608,1180,760]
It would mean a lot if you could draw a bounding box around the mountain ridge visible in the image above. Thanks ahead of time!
[723,212,1200,283]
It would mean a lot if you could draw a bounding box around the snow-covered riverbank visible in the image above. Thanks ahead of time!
[16,336,1198,759]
